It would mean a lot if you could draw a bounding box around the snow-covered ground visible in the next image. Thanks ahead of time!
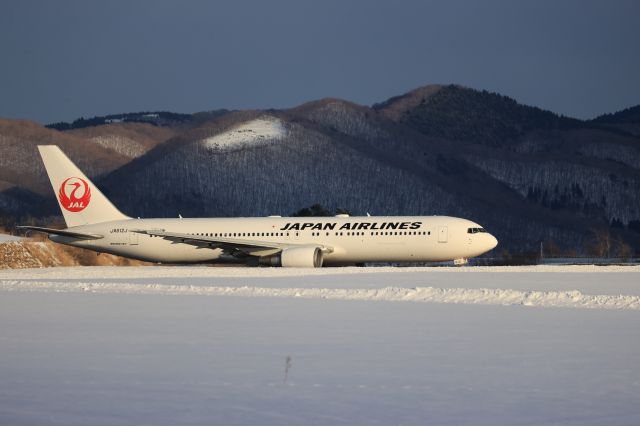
[1,266,639,425]
[0,233,24,243]
[201,117,286,151]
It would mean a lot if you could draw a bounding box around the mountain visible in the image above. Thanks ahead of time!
[0,119,176,219]
[66,122,176,159]
[374,84,581,144]
[1,85,639,256]
[375,85,640,226]
[590,105,640,137]
[45,111,194,130]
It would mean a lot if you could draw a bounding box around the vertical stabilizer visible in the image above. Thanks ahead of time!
[37,145,129,227]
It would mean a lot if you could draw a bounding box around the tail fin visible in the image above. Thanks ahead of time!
[38,145,129,227]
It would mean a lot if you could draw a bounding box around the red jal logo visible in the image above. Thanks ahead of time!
[59,177,91,212]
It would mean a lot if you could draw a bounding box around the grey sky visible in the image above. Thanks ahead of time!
[1,0,638,124]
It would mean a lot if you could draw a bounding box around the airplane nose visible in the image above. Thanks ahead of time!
[488,234,498,250]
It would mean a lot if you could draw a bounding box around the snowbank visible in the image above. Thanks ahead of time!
[0,233,24,243]
[2,280,638,310]
[2,264,639,280]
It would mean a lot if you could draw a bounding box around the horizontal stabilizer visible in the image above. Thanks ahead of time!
[17,226,104,240]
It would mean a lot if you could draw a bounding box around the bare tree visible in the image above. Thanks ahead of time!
[586,228,612,258]
[614,234,633,260]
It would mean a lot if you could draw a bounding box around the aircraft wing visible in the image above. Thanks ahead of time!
[17,226,104,240]
[133,229,333,257]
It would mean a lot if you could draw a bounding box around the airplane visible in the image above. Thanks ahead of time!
[19,146,498,267]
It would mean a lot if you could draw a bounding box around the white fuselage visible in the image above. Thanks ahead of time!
[51,215,498,265]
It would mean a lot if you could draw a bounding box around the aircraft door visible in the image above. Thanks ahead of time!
[438,226,448,243]
[129,231,139,245]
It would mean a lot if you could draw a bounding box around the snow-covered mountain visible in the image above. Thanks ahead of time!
[1,85,639,254]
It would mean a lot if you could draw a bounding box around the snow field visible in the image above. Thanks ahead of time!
[1,265,639,425]
[201,117,286,150]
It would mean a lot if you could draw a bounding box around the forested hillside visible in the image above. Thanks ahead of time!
[1,85,638,256]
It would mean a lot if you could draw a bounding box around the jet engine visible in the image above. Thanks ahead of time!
[259,246,324,268]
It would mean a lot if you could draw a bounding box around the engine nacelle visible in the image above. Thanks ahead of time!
[259,246,324,268]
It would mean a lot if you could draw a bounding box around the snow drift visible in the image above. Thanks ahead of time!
[2,280,639,310]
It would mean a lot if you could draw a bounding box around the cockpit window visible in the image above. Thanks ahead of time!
[467,227,487,234]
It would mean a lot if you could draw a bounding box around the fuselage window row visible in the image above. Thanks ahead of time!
[189,230,433,238]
